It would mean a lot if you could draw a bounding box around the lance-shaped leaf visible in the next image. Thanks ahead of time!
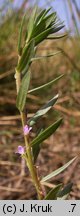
[31,118,62,147]
[32,119,62,162]
[35,9,46,25]
[43,12,56,28]
[38,7,52,23]
[17,40,35,73]
[18,13,26,55]
[41,157,77,182]
[45,184,62,200]
[27,6,38,42]
[46,33,67,40]
[16,70,31,111]
[28,94,59,126]
[32,128,43,162]
[32,12,56,39]
[51,24,65,34]
[34,24,64,46]
[34,26,56,46]
[28,74,64,94]
[27,8,50,40]
[33,143,41,163]
[57,183,73,200]
[31,51,60,62]
[32,19,46,39]
[26,8,52,41]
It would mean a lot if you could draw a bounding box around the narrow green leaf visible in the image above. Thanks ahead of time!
[17,40,35,73]
[35,7,52,27]
[34,23,64,46]
[32,19,46,38]
[51,24,65,34]
[31,118,62,147]
[45,184,62,200]
[57,183,73,200]
[32,128,43,162]
[26,8,52,41]
[28,8,53,40]
[33,143,41,163]
[31,51,61,61]
[40,7,52,21]
[16,70,31,111]
[18,13,26,54]
[35,9,46,25]
[28,94,59,126]
[28,74,64,94]
[32,12,56,39]
[27,6,38,41]
[46,33,67,40]
[34,26,55,46]
[41,157,77,182]
[43,12,56,28]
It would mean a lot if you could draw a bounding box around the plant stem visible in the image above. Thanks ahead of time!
[15,68,44,200]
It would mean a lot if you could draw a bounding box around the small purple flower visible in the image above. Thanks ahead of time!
[16,145,25,155]
[23,125,32,135]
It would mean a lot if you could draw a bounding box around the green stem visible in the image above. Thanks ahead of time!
[15,69,44,200]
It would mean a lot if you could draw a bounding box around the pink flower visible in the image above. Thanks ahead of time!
[23,125,32,135]
[16,145,25,155]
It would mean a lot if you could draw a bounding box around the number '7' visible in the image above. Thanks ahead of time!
[71,204,76,212]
